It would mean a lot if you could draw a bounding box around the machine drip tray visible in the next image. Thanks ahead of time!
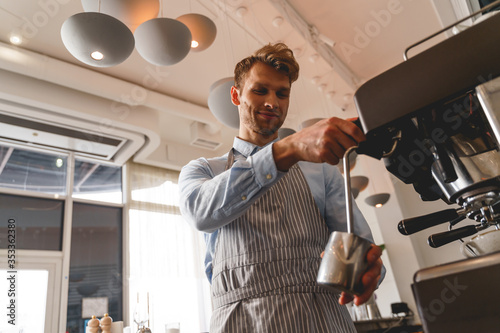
[412,251,500,333]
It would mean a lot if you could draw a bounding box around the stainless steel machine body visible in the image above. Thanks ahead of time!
[352,7,500,332]
[354,11,500,247]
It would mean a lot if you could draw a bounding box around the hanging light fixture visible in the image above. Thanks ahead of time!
[351,176,368,191]
[177,13,217,52]
[278,127,296,139]
[350,176,368,199]
[61,12,135,67]
[80,0,159,32]
[63,0,217,67]
[365,193,390,208]
[134,18,192,66]
[207,77,239,129]
[299,118,324,130]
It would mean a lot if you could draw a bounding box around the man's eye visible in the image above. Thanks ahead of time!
[253,89,266,95]
[277,92,289,98]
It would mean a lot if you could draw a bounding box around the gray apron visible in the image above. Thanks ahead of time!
[210,150,356,332]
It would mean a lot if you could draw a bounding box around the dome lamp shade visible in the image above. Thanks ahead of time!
[299,118,324,129]
[365,193,390,208]
[81,0,160,32]
[134,18,192,66]
[176,13,217,52]
[208,77,239,129]
[61,12,135,68]
[351,176,369,192]
[278,127,296,139]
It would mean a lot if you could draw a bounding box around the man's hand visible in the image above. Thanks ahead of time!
[273,117,366,171]
[339,244,383,306]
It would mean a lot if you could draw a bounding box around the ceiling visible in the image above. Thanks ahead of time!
[0,0,471,170]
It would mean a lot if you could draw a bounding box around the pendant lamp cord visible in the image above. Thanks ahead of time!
[98,0,101,13]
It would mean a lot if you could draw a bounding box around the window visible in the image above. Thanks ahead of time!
[128,162,211,332]
[0,269,48,332]
[0,142,124,332]
[0,193,64,251]
[0,145,67,194]
[66,203,123,333]
[73,159,122,204]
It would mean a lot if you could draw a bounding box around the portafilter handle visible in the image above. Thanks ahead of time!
[428,225,481,248]
[398,209,463,235]
[343,146,358,234]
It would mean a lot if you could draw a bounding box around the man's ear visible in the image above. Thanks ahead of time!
[230,86,240,106]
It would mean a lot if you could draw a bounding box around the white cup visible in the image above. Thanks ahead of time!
[460,229,500,258]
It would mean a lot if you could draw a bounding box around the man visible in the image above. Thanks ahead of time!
[179,43,383,332]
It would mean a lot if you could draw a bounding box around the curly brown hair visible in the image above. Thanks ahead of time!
[234,43,300,89]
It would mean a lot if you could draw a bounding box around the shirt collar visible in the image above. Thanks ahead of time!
[232,137,278,157]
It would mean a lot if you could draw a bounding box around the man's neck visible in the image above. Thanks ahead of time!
[237,133,278,147]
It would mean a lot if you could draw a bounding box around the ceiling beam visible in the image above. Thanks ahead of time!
[269,0,362,89]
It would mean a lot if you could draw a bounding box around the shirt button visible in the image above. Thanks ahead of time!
[266,174,272,179]
[241,195,247,201]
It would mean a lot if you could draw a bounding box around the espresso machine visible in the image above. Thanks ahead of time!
[352,5,500,333]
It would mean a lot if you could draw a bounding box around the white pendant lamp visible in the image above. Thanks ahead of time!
[134,18,192,66]
[278,127,296,139]
[176,13,217,52]
[208,77,239,129]
[81,0,159,32]
[365,193,390,208]
[299,118,325,129]
[351,176,369,193]
[61,12,134,67]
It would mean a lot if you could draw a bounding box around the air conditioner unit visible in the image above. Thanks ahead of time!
[190,121,222,150]
[0,99,145,165]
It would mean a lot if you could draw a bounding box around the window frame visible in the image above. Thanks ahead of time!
[0,143,128,333]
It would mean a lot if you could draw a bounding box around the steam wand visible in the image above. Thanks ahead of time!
[343,133,401,233]
[343,146,357,234]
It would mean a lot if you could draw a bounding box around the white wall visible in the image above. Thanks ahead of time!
[393,181,468,267]
[353,156,420,320]
[353,154,471,322]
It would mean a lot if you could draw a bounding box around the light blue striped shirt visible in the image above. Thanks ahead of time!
[179,137,377,282]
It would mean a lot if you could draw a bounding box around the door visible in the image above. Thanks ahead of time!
[0,251,62,333]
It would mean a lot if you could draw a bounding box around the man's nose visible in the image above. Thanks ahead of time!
[264,94,279,110]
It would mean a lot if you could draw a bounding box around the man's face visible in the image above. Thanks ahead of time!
[231,62,291,145]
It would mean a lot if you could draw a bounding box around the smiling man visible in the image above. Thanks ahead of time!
[179,43,383,333]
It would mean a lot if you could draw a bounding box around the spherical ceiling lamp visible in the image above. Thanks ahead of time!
[176,13,217,52]
[61,12,134,67]
[81,0,159,32]
[208,77,239,129]
[299,118,325,130]
[365,193,390,208]
[351,176,369,192]
[278,127,296,139]
[134,18,192,66]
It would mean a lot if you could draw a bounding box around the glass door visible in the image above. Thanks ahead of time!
[0,252,62,333]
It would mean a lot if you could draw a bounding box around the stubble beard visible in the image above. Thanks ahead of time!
[243,113,281,137]
[239,102,284,139]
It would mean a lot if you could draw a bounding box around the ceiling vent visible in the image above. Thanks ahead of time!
[190,121,222,150]
[0,101,145,165]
